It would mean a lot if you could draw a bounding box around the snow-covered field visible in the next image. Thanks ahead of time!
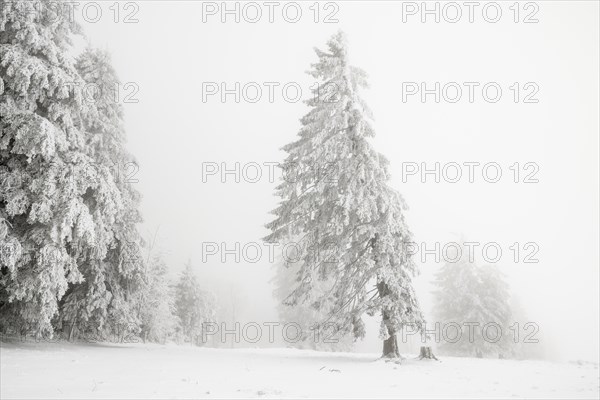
[1,341,598,399]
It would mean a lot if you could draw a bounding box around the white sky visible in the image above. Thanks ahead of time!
[77,1,599,361]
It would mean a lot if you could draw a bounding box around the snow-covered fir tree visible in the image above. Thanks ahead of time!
[432,244,512,358]
[264,31,423,358]
[0,1,145,338]
[58,47,145,341]
[174,261,216,346]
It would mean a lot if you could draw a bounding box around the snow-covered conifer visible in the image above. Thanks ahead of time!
[57,47,145,340]
[265,31,423,358]
[0,1,144,337]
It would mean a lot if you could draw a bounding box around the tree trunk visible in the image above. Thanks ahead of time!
[68,320,76,342]
[382,331,400,358]
[378,279,400,359]
[418,346,438,360]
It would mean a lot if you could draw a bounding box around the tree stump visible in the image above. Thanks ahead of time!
[418,346,439,360]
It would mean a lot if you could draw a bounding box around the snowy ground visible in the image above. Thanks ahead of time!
[1,341,598,399]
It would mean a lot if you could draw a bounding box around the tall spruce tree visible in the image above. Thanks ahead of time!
[0,0,144,338]
[265,31,423,358]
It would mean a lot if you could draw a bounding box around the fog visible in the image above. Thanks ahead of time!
[77,1,598,361]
